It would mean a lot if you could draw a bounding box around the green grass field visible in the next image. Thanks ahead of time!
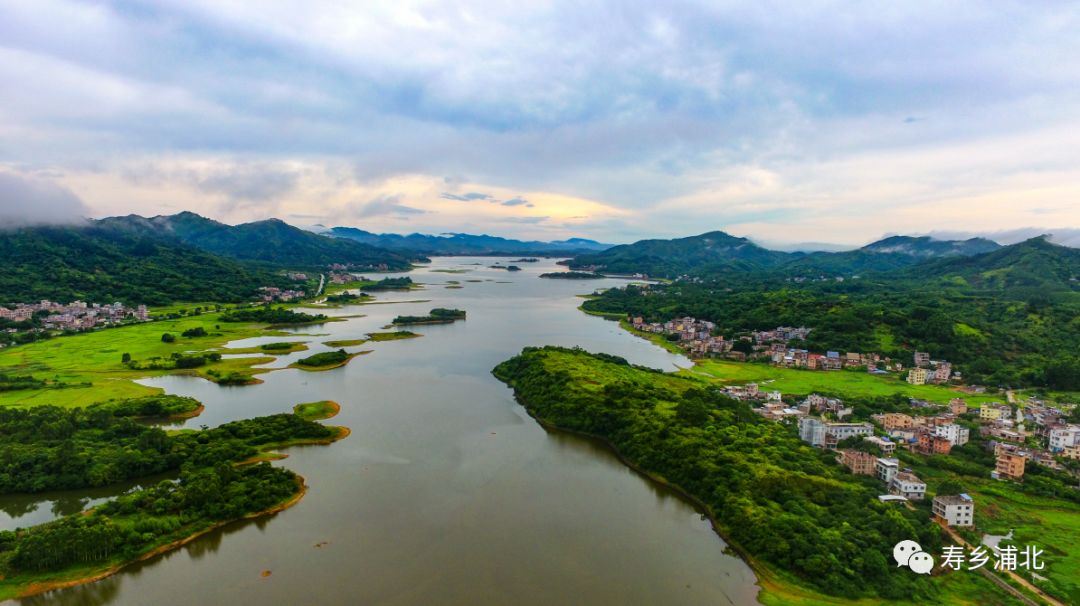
[0,311,291,407]
[617,319,1002,406]
[687,359,1003,405]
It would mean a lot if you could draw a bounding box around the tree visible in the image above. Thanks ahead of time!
[937,479,965,496]
[121,352,131,364]
[161,333,176,343]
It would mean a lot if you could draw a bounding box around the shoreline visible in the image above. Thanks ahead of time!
[14,475,310,599]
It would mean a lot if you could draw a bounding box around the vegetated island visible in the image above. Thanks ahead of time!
[511,258,539,263]
[220,306,333,326]
[289,348,369,371]
[0,396,348,599]
[366,330,421,341]
[391,308,466,325]
[489,264,522,271]
[492,346,1026,606]
[359,276,416,291]
[539,271,604,279]
[323,292,372,305]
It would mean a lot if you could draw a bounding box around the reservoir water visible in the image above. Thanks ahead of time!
[15,257,761,606]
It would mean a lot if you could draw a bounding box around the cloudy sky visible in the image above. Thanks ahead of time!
[2,0,1080,245]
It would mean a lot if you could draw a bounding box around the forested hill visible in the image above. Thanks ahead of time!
[98,212,420,269]
[0,224,286,305]
[568,231,792,276]
[907,236,1080,294]
[566,231,1008,278]
[327,226,610,255]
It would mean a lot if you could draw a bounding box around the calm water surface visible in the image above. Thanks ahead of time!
[15,257,761,606]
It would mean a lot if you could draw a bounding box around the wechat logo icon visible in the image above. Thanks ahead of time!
[893,540,935,575]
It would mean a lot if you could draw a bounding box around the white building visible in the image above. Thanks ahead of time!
[933,494,975,527]
[889,472,927,501]
[798,417,873,448]
[876,458,900,484]
[934,424,971,447]
[1049,425,1080,452]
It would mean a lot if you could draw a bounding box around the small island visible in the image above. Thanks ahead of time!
[290,348,368,371]
[392,308,467,325]
[539,271,605,279]
[511,258,539,263]
[488,264,522,271]
[221,306,330,326]
[367,330,421,341]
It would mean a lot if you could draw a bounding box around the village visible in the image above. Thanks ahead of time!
[0,299,151,339]
[631,315,958,384]
[720,362,1080,534]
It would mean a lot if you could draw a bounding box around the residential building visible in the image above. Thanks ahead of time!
[906,368,928,385]
[916,431,953,455]
[837,450,877,475]
[933,494,975,527]
[933,424,970,447]
[798,418,873,449]
[876,458,900,484]
[949,399,968,415]
[866,435,896,455]
[914,351,931,367]
[994,451,1026,481]
[876,413,916,430]
[1049,425,1080,452]
[980,405,1009,421]
[889,472,927,500]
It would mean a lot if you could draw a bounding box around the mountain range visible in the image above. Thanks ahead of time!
[98,212,422,269]
[320,226,611,255]
[569,232,1005,277]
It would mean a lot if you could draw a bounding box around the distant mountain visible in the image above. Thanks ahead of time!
[910,236,1080,293]
[567,231,793,277]
[565,231,1008,278]
[326,226,611,255]
[0,224,284,305]
[98,212,419,269]
[780,236,1003,275]
[861,235,1001,257]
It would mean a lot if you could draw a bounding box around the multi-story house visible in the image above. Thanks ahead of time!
[837,450,877,475]
[889,472,927,500]
[933,494,975,527]
[934,424,970,447]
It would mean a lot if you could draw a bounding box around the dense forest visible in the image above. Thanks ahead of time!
[0,462,297,573]
[493,347,945,600]
[0,225,288,305]
[0,402,334,494]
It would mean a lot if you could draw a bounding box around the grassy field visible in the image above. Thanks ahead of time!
[616,319,1003,406]
[0,311,293,407]
[687,359,1003,405]
[323,339,368,347]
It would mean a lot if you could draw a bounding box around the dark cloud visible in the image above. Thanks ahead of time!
[0,172,90,228]
[352,194,426,218]
[440,192,493,201]
[501,197,530,207]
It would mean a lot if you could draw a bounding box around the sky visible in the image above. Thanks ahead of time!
[2,0,1080,247]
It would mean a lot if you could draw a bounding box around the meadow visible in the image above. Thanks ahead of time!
[0,310,290,407]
